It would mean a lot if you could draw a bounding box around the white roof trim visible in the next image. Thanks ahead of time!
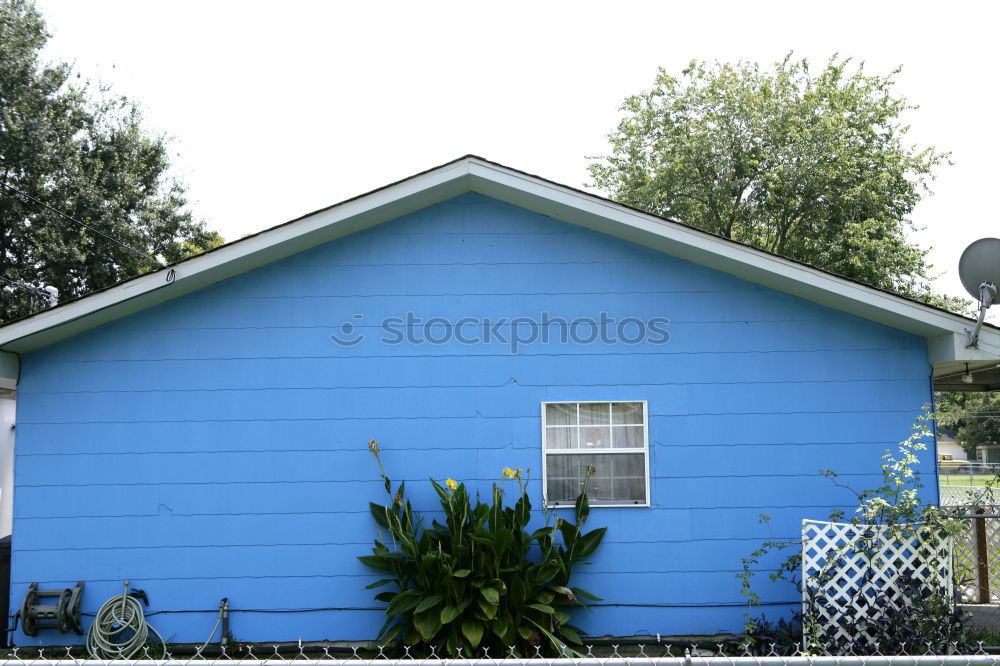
[1,155,997,368]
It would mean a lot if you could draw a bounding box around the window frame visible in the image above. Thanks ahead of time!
[540,400,650,508]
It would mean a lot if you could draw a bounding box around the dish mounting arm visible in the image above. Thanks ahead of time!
[967,280,997,348]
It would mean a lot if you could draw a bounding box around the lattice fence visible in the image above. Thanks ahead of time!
[801,520,953,646]
[940,485,993,507]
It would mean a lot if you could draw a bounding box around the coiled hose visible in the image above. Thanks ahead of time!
[86,583,165,659]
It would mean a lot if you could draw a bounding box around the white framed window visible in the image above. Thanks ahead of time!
[541,401,650,508]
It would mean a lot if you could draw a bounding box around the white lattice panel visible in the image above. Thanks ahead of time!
[939,485,994,507]
[801,519,953,646]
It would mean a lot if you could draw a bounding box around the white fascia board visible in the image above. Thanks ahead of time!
[2,154,998,366]
[465,159,1000,364]
[0,162,471,352]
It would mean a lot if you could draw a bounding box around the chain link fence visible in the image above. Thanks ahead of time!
[0,641,999,665]
[953,511,1000,604]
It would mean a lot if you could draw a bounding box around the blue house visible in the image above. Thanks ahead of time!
[1,156,997,646]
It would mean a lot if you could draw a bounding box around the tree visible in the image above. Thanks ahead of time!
[0,0,222,324]
[935,392,1000,457]
[588,55,967,311]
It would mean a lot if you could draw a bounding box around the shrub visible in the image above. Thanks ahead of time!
[803,572,973,654]
[359,440,605,657]
[739,409,975,655]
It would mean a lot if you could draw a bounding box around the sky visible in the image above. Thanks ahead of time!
[32,0,1000,306]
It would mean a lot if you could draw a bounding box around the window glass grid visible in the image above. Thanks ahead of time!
[541,401,649,507]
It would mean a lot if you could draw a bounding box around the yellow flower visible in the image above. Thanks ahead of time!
[445,478,458,491]
[502,466,517,479]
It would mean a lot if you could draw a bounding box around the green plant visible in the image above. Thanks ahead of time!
[358,440,606,657]
[738,407,975,655]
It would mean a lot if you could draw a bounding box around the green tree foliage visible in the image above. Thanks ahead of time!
[360,441,604,657]
[589,55,967,311]
[935,391,1000,455]
[0,0,222,323]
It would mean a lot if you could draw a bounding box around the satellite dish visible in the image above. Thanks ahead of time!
[958,238,1000,348]
[959,238,1000,299]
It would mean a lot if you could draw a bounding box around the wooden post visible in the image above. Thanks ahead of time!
[975,508,990,604]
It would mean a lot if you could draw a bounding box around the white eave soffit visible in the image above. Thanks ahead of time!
[0,156,997,365]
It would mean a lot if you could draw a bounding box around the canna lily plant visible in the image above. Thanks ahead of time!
[359,439,605,657]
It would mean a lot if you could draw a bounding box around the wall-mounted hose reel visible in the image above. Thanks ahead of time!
[18,581,84,636]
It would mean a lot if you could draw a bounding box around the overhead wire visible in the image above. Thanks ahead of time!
[0,180,163,267]
[0,273,49,299]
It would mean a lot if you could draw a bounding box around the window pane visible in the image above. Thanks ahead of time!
[546,477,582,504]
[613,452,645,477]
[545,427,577,450]
[579,425,610,449]
[579,402,610,425]
[546,453,646,505]
[612,476,646,503]
[612,402,644,424]
[545,403,576,426]
[613,425,644,449]
[610,453,646,503]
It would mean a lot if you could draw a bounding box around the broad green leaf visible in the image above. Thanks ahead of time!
[526,603,555,615]
[452,569,472,578]
[561,624,584,645]
[477,596,498,619]
[462,618,485,647]
[375,616,396,640]
[369,502,390,529]
[386,590,422,617]
[413,608,442,641]
[414,594,442,614]
[571,587,602,601]
[357,555,392,571]
[381,623,406,643]
[526,617,579,657]
[493,617,510,640]
[480,586,500,605]
[534,590,554,604]
[575,527,607,559]
[440,605,460,624]
[530,527,555,540]
[365,578,395,590]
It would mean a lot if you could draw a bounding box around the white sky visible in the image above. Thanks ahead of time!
[33,0,1000,306]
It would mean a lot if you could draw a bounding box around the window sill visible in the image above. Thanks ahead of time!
[545,501,651,509]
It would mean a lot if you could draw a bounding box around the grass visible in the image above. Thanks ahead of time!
[939,474,997,487]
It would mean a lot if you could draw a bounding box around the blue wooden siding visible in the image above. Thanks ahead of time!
[10,192,934,644]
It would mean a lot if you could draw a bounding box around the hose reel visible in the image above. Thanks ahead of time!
[18,581,84,636]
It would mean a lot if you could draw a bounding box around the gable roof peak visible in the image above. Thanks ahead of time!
[0,155,996,380]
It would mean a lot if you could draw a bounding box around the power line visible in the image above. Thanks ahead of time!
[0,273,48,298]
[0,180,162,266]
